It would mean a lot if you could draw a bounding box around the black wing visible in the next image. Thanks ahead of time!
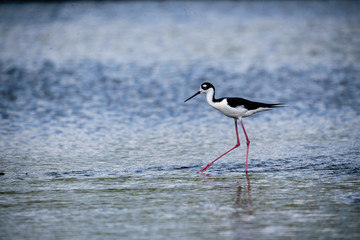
[225,97,283,110]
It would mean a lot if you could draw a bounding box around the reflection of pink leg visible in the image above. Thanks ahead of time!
[240,118,250,172]
[245,171,251,203]
[245,171,252,213]
[199,119,240,173]
[236,172,251,211]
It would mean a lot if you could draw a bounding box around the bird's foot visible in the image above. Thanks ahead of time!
[198,164,211,173]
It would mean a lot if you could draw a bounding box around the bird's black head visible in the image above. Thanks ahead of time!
[184,82,215,102]
[200,82,214,91]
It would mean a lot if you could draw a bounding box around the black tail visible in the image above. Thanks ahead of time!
[247,101,285,110]
[267,103,286,108]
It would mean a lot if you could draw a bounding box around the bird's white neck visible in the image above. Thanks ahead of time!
[205,88,216,107]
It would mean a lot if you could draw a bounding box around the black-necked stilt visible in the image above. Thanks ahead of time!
[185,82,283,173]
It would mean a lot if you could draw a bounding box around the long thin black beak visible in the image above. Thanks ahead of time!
[184,91,201,102]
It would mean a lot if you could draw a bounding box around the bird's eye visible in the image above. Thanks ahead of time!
[202,84,207,89]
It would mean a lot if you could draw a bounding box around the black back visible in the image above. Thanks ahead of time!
[219,97,282,110]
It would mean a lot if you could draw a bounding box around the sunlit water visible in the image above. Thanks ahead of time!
[1,1,360,240]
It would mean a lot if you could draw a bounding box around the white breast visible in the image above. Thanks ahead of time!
[209,99,248,119]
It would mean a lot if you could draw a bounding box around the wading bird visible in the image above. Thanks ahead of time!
[185,82,283,172]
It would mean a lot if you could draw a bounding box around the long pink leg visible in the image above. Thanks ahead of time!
[199,119,240,173]
[240,118,250,172]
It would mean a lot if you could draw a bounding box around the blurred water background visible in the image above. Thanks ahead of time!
[0,1,359,239]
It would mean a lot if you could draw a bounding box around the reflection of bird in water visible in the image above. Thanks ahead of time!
[185,82,283,172]
[236,172,251,213]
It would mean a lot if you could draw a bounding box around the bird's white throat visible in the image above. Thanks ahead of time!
[205,88,216,107]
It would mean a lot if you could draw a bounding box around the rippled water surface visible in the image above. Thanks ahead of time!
[1,1,360,239]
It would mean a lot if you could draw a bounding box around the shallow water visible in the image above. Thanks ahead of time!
[1,1,360,240]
